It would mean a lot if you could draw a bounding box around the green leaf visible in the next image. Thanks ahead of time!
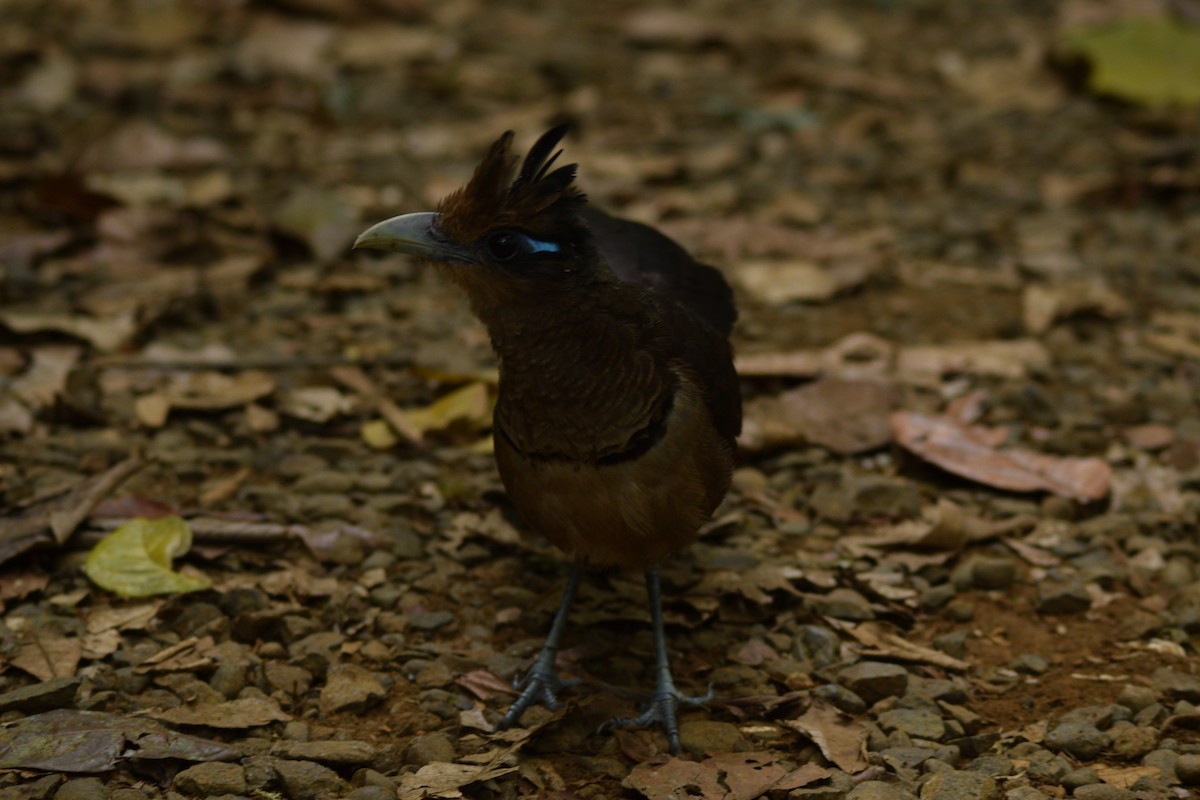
[83,516,211,598]
[1064,18,1200,107]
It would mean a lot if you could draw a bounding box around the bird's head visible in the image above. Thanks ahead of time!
[354,125,603,315]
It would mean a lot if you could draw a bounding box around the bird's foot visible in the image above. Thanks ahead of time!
[496,663,580,730]
[602,683,713,754]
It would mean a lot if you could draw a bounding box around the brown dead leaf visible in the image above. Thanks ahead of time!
[1142,311,1200,360]
[0,310,136,352]
[891,411,1111,501]
[1023,279,1130,334]
[12,629,82,681]
[845,621,971,671]
[0,455,145,565]
[736,332,895,380]
[166,370,276,411]
[11,345,82,409]
[154,697,291,728]
[133,636,215,675]
[85,602,161,634]
[277,385,353,422]
[897,339,1051,382]
[740,378,898,454]
[737,260,841,304]
[783,704,868,773]
[456,670,517,702]
[1091,764,1160,789]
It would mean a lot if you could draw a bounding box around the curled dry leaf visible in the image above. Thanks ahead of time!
[891,411,1111,501]
[740,378,899,454]
[783,704,869,774]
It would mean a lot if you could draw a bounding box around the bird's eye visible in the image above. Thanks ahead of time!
[486,231,523,261]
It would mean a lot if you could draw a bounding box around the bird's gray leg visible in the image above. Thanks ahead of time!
[604,565,712,754]
[496,563,583,729]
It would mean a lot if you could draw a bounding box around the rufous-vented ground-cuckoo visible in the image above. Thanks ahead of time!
[355,126,741,752]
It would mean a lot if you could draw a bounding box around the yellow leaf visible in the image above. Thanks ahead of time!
[361,418,398,450]
[1064,18,1200,107]
[394,382,492,439]
[83,516,211,598]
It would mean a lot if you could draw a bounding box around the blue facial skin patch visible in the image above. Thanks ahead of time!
[526,237,560,253]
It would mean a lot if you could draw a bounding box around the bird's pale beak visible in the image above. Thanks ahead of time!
[353,212,474,263]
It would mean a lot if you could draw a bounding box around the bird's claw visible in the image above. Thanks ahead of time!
[602,683,713,754]
[496,666,578,729]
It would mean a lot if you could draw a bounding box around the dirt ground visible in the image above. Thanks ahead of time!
[1,0,1199,799]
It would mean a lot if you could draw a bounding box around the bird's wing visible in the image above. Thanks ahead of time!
[580,207,737,338]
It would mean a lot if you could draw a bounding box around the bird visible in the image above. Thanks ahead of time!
[354,125,741,753]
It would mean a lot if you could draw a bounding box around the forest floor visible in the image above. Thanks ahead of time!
[1,1,1199,799]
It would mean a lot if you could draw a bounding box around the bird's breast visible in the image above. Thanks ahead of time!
[494,370,734,569]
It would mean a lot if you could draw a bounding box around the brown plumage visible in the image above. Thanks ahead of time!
[354,126,740,752]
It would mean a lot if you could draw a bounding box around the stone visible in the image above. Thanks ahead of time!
[964,755,1012,777]
[838,661,909,705]
[1152,668,1200,702]
[1059,766,1101,790]
[919,769,998,800]
[679,720,748,753]
[1003,789,1050,800]
[344,788,394,800]
[1043,721,1108,760]
[847,780,915,800]
[53,778,109,800]
[173,762,247,796]
[1007,654,1049,675]
[1116,684,1157,713]
[1177,754,1200,785]
[877,709,946,741]
[1035,580,1091,614]
[403,732,456,765]
[1109,725,1158,759]
[918,584,957,611]
[810,588,875,621]
[0,774,61,800]
[273,759,347,800]
[813,683,867,714]
[319,664,387,715]
[969,557,1017,590]
[796,625,841,668]
[1072,786,1136,800]
[209,661,248,699]
[408,610,455,630]
[272,740,377,766]
[1143,749,1179,783]
[0,677,81,714]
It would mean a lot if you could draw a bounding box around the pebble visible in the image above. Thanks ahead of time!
[964,755,1012,777]
[265,661,313,695]
[272,740,377,766]
[796,625,841,668]
[1072,785,1136,800]
[1152,668,1200,701]
[918,584,956,611]
[1043,721,1109,760]
[210,661,248,699]
[1176,754,1200,785]
[408,610,455,630]
[810,588,875,621]
[173,762,247,796]
[344,787,394,800]
[1007,654,1049,675]
[847,780,915,800]
[877,709,945,742]
[403,732,456,765]
[53,778,108,800]
[839,662,909,705]
[272,759,347,799]
[1003,788,1050,800]
[919,769,998,800]
[814,683,867,714]
[1143,748,1179,783]
[1035,580,1091,614]
[0,677,81,714]
[679,720,748,753]
[1109,725,1158,758]
[1058,766,1100,790]
[969,556,1018,590]
[1116,684,1157,713]
[319,664,387,715]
